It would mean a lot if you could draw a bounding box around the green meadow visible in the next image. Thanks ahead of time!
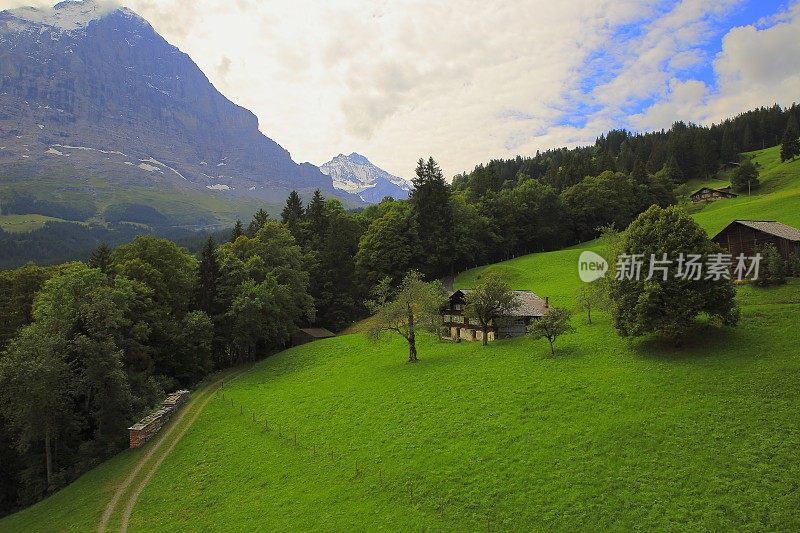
[2,146,799,531]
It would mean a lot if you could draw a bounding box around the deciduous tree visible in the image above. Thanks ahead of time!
[366,271,446,363]
[463,272,520,346]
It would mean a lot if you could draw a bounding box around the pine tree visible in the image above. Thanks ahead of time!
[410,157,454,278]
[88,242,112,273]
[281,190,305,242]
[196,236,221,316]
[720,127,737,163]
[780,114,800,162]
[661,155,684,183]
[230,220,244,242]
[246,208,270,237]
[630,157,648,184]
[305,189,327,245]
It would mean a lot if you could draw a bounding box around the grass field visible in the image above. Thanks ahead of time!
[0,214,72,233]
[1,146,799,531]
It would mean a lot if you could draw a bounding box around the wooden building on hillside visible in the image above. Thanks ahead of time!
[291,328,336,347]
[691,186,738,203]
[441,289,549,343]
[128,390,190,448]
[712,220,800,261]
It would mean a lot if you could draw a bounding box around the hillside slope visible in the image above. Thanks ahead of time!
[2,145,799,531]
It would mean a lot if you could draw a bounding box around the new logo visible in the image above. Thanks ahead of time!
[578,251,608,283]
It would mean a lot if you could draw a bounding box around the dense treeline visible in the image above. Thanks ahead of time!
[1,102,797,516]
[0,221,219,269]
[0,221,313,514]
[453,103,799,198]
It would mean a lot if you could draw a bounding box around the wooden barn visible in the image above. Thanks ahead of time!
[441,289,549,343]
[291,327,336,347]
[128,390,190,448]
[712,220,800,262]
[691,186,738,203]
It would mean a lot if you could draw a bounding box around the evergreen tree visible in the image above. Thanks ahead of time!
[409,157,454,278]
[630,157,648,184]
[88,242,112,273]
[661,155,684,183]
[305,189,327,245]
[246,209,270,237]
[196,236,221,317]
[281,190,305,241]
[720,127,737,163]
[230,220,244,242]
[780,114,800,162]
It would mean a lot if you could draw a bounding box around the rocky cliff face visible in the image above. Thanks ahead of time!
[321,153,412,203]
[0,0,356,204]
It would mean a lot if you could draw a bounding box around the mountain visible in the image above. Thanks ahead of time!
[321,153,412,203]
[0,0,361,228]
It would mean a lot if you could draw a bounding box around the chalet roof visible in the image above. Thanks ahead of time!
[691,186,737,197]
[296,328,336,338]
[730,220,800,242]
[451,289,549,317]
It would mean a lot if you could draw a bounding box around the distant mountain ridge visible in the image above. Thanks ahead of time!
[321,153,412,203]
[0,0,361,210]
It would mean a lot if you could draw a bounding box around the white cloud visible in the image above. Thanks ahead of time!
[633,1,800,130]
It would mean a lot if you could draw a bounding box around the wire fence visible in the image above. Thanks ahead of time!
[214,385,503,531]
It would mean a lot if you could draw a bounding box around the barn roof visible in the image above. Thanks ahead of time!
[731,220,800,242]
[691,186,736,197]
[451,289,549,317]
[296,328,336,338]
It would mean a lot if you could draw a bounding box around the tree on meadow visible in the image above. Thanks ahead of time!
[731,158,760,193]
[410,157,454,278]
[366,271,446,363]
[527,307,575,356]
[780,114,800,162]
[609,205,739,344]
[463,272,520,346]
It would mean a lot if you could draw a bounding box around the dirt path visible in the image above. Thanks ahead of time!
[98,367,251,533]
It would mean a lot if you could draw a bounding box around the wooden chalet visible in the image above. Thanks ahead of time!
[291,327,336,347]
[691,186,738,203]
[441,289,549,343]
[712,220,800,262]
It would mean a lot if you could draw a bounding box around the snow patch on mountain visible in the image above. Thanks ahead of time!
[2,0,129,33]
[320,153,411,203]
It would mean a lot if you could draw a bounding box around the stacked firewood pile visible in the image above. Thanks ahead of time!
[128,390,190,448]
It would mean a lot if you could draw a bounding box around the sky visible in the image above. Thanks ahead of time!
[1,0,799,179]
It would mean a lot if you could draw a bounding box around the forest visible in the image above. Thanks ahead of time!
[0,102,798,516]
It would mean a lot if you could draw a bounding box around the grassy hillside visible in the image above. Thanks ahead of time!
[2,146,799,531]
[4,283,797,531]
[0,161,270,231]
[689,146,800,235]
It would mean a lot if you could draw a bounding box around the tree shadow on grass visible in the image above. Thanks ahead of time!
[628,322,752,361]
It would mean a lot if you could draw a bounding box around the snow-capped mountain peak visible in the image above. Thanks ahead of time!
[3,0,134,33]
[320,153,412,203]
